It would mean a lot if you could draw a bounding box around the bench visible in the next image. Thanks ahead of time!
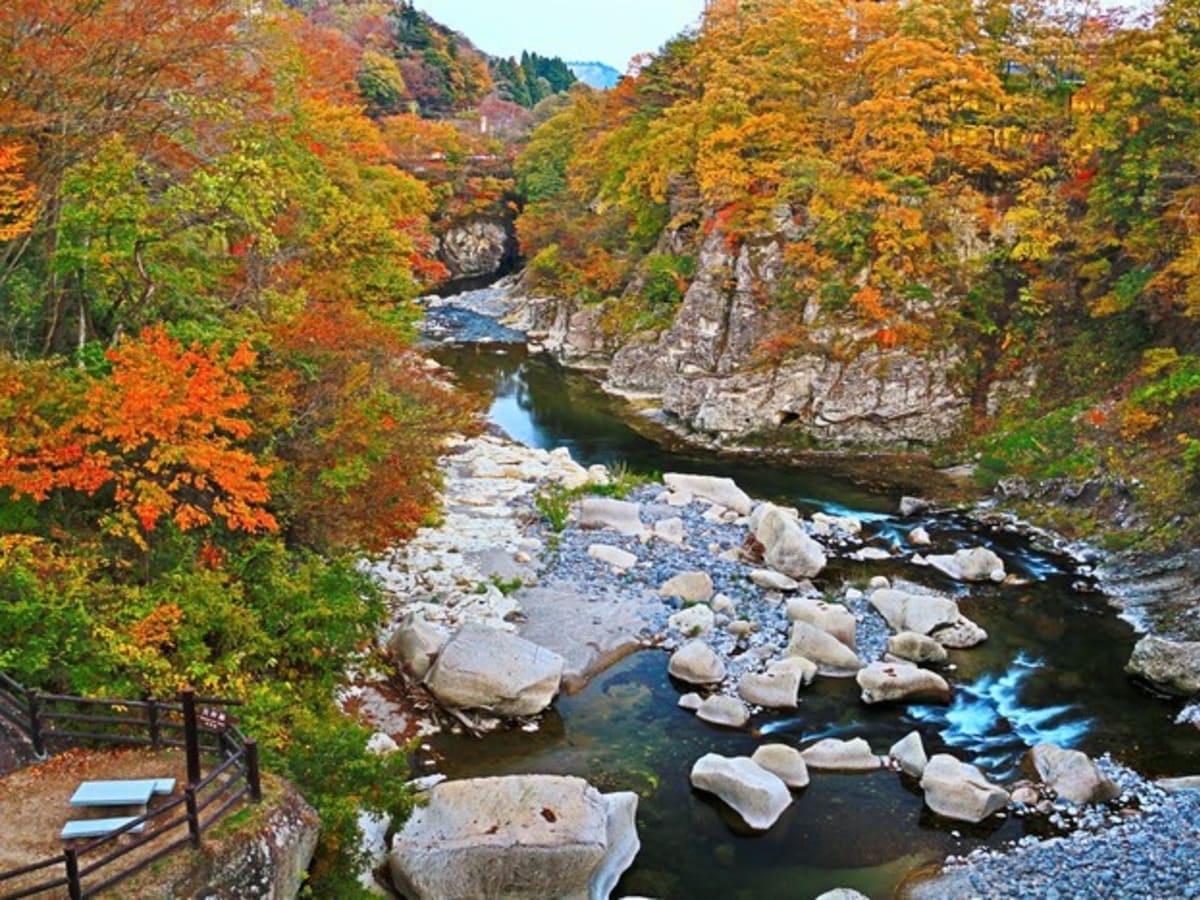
[69,778,176,807]
[60,817,145,840]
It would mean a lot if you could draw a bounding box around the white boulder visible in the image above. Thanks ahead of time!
[425,625,564,717]
[689,754,792,830]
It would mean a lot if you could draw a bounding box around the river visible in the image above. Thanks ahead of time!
[421,332,1196,898]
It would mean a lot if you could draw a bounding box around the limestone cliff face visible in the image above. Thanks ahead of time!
[527,227,973,449]
[439,218,516,286]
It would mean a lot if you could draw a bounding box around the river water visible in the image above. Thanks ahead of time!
[426,337,1197,899]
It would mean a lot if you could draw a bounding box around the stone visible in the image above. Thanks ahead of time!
[678,692,703,711]
[816,891,870,900]
[1025,743,1119,805]
[668,604,716,636]
[1126,635,1200,696]
[857,661,952,705]
[367,732,401,756]
[889,731,929,779]
[389,614,451,680]
[899,496,931,517]
[801,738,881,772]
[931,617,988,649]
[588,544,638,571]
[785,598,856,649]
[696,695,751,728]
[766,656,818,686]
[579,498,645,537]
[920,754,1009,823]
[438,219,511,281]
[668,640,727,685]
[388,775,639,900]
[727,620,754,637]
[750,569,802,592]
[653,517,686,546]
[869,588,960,636]
[868,576,891,591]
[755,505,827,579]
[853,547,893,561]
[689,754,792,830]
[787,623,863,673]
[663,473,753,515]
[887,631,950,664]
[659,570,715,604]
[927,546,1007,583]
[750,744,810,789]
[1157,776,1200,794]
[908,526,932,546]
[738,671,801,709]
[811,512,863,537]
[425,625,565,717]
[710,594,736,615]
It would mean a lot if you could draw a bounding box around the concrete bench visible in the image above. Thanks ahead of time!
[69,778,176,807]
[60,817,145,840]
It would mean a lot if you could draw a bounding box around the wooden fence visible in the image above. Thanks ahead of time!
[0,673,261,900]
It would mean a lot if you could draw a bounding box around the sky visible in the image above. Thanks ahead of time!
[410,0,707,71]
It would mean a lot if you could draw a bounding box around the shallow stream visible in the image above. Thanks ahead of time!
[426,337,1197,899]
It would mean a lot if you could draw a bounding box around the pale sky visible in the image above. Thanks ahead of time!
[410,0,707,70]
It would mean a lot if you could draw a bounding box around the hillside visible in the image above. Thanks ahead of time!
[568,60,622,89]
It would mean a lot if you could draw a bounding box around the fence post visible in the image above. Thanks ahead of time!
[26,688,46,759]
[181,688,201,785]
[185,785,202,849]
[244,738,262,802]
[147,696,160,750]
[64,848,82,900]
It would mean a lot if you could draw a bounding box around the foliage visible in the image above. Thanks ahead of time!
[534,483,574,532]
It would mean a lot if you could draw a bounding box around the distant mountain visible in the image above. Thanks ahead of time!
[567,61,622,90]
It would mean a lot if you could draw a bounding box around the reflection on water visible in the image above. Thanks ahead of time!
[909,652,1094,779]
[427,342,1198,899]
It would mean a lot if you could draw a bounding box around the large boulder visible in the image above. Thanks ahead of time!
[887,631,950,664]
[927,546,1006,583]
[787,622,863,673]
[767,656,819,686]
[1025,743,1119,805]
[786,598,856,649]
[689,754,793,830]
[856,661,952,705]
[389,614,450,680]
[920,754,1009,823]
[663,473,753,515]
[438,219,511,281]
[755,505,827,579]
[1126,635,1200,696]
[738,670,801,709]
[751,744,810,789]
[389,775,639,900]
[696,695,751,728]
[801,738,881,772]
[668,640,727,685]
[931,616,988,649]
[889,731,928,779]
[424,625,565,717]
[659,571,715,604]
[579,498,646,537]
[869,588,960,636]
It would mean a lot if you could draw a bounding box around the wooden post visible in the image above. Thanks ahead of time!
[147,696,160,750]
[244,738,262,802]
[181,689,201,785]
[26,688,46,758]
[184,786,202,849]
[64,848,82,900]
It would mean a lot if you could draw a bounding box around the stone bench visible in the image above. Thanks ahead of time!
[69,778,176,807]
[60,817,146,840]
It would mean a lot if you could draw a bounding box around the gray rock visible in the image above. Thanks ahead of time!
[785,598,856,649]
[920,754,1009,823]
[755,505,827,579]
[869,588,960,635]
[787,623,863,673]
[887,631,950,664]
[749,569,802,592]
[750,744,810,789]
[678,692,703,711]
[1157,776,1200,794]
[1127,635,1200,696]
[653,517,686,546]
[588,544,638,571]
[899,496,931,516]
[389,613,450,680]
[815,891,871,900]
[389,775,639,900]
[857,661,951,705]
[889,731,928,779]
[908,526,933,546]
[659,570,715,604]
[766,656,818,686]
[668,640,727,685]
[927,546,1006,583]
[689,754,792,830]
[801,738,881,772]
[696,694,751,728]
[425,625,564,717]
[668,604,716,635]
[738,671,801,709]
[579,498,646,537]
[438,219,510,281]
[663,473,752,515]
[931,616,988,649]
[1025,743,1119,805]
[367,732,401,756]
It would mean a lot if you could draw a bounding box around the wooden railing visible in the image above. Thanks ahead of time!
[0,674,261,900]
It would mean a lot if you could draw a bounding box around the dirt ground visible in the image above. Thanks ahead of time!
[0,747,190,897]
